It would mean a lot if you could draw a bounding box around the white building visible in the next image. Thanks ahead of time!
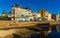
[11,4,33,21]
[32,12,41,21]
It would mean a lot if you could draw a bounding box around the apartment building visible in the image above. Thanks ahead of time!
[11,4,33,21]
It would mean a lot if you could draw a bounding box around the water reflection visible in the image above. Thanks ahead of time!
[48,31,60,38]
[30,34,40,38]
[1,26,60,38]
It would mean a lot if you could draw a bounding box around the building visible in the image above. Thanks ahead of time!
[11,4,33,21]
[8,12,12,20]
[39,9,52,21]
[51,14,59,21]
[32,12,41,21]
[2,9,7,16]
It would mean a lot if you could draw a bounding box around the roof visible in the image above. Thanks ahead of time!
[12,4,19,7]
[12,4,23,8]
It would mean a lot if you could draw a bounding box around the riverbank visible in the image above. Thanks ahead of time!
[0,28,37,38]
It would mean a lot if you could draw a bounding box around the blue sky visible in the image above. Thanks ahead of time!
[0,0,60,15]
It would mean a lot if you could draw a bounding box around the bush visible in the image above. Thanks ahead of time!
[0,15,8,20]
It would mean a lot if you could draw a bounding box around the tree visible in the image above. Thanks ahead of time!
[0,15,8,20]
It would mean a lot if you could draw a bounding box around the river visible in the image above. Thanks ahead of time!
[47,29,60,38]
[0,27,60,38]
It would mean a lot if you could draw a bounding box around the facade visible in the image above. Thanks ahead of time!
[58,17,60,21]
[1,4,59,21]
[0,4,59,21]
[32,12,41,21]
[51,14,59,21]
[40,9,51,21]
[44,11,51,21]
[58,13,60,21]
[11,4,33,21]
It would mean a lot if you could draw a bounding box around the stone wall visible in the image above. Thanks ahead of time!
[0,21,18,27]
[0,21,36,27]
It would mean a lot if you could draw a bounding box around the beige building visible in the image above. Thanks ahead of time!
[57,14,60,21]
[32,12,41,21]
[56,14,59,21]
[44,11,51,21]
[58,18,60,21]
[40,9,52,21]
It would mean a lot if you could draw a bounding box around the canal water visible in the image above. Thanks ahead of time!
[0,26,60,38]
[46,29,60,38]
[30,29,60,38]
[30,26,60,38]
[47,29,60,38]
[47,25,60,38]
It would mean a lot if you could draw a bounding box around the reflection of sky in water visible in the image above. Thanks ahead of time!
[48,31,60,38]
[31,31,60,38]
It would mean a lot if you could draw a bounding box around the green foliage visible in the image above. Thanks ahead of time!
[0,15,8,20]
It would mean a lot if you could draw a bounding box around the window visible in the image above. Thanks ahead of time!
[28,13,30,14]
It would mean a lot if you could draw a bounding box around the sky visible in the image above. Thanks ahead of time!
[0,0,60,15]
